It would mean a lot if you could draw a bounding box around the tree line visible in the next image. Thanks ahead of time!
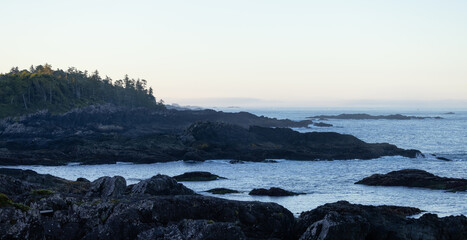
[0,64,164,118]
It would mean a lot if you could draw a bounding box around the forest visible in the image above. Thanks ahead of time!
[0,64,164,118]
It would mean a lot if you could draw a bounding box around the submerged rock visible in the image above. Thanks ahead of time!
[355,169,467,191]
[249,187,301,196]
[206,188,240,195]
[313,122,333,127]
[173,171,226,181]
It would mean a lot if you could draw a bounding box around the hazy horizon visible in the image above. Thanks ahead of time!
[2,1,466,108]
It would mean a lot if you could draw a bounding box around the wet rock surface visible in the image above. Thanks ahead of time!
[1,169,466,240]
[249,187,302,196]
[173,171,226,181]
[356,169,467,191]
[206,188,240,195]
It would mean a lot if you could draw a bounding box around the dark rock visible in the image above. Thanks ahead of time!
[355,169,467,191]
[436,156,452,161]
[229,159,245,164]
[313,122,333,127]
[0,174,32,196]
[1,170,466,240]
[182,151,203,161]
[0,195,294,239]
[173,171,226,181]
[249,187,301,196]
[206,188,240,195]
[86,176,127,198]
[309,113,443,120]
[295,201,467,240]
[130,174,196,196]
[0,105,420,165]
[0,168,90,195]
[137,219,246,240]
[444,112,455,114]
[76,177,90,182]
[185,121,421,161]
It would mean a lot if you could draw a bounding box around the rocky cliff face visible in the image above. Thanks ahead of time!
[0,169,466,240]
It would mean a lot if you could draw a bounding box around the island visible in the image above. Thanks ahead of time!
[308,113,443,120]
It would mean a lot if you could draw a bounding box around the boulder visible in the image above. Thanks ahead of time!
[86,176,127,198]
[130,174,196,196]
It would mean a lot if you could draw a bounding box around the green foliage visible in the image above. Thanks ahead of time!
[0,193,30,212]
[0,64,164,118]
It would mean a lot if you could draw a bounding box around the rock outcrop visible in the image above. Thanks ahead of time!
[1,169,466,240]
[355,169,467,191]
[0,105,423,165]
[186,122,421,161]
[0,169,294,240]
[295,201,467,240]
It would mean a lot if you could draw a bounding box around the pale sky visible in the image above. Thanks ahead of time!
[1,0,466,108]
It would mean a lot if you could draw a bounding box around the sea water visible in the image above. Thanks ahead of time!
[3,108,467,217]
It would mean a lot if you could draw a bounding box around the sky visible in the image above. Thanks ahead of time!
[1,0,466,108]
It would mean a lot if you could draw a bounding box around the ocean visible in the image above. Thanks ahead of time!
[4,108,466,217]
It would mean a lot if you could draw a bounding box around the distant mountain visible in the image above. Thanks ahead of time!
[0,64,164,118]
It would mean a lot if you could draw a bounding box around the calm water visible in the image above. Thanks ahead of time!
[3,108,467,217]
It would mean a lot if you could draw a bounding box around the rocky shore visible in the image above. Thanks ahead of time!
[356,169,467,192]
[0,105,421,165]
[1,169,466,240]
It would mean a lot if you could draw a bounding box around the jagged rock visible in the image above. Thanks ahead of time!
[295,201,467,240]
[249,187,301,196]
[86,176,127,198]
[130,174,196,196]
[173,171,226,181]
[355,169,467,191]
